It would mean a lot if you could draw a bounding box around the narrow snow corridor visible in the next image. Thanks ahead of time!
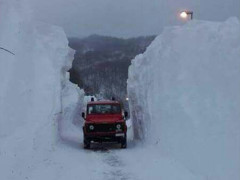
[1,1,240,180]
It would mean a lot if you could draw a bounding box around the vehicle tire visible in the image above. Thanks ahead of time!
[121,135,127,149]
[84,137,90,149]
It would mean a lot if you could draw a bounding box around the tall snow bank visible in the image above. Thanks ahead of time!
[128,18,240,180]
[0,1,83,179]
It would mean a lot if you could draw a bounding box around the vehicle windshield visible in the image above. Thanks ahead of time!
[87,104,121,114]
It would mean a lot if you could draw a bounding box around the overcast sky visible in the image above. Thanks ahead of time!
[32,0,240,38]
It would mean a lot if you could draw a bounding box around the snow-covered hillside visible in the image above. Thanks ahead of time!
[128,18,240,180]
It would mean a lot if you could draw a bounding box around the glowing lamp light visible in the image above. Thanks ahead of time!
[180,11,188,19]
[180,11,193,20]
[126,97,129,101]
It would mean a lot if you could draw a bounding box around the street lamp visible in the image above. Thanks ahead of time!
[180,11,193,20]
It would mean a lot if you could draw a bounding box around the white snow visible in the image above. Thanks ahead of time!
[0,2,138,180]
[128,17,240,180]
[1,1,239,179]
[0,1,85,179]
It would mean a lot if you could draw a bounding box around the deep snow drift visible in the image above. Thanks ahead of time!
[128,18,240,180]
[0,1,84,179]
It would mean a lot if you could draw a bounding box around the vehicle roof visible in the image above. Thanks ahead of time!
[87,100,120,105]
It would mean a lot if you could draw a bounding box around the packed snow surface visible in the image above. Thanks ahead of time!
[128,18,240,180]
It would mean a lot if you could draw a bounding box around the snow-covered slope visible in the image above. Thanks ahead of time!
[0,1,84,179]
[128,18,240,180]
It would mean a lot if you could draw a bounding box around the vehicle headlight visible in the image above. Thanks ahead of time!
[89,125,94,130]
[116,124,121,130]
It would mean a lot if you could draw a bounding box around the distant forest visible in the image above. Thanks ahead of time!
[68,34,156,109]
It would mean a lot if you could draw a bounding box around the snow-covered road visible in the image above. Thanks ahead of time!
[46,119,132,180]
[53,119,202,180]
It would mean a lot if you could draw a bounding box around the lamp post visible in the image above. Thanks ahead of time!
[180,11,193,20]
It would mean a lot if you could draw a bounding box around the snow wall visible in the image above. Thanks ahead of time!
[128,18,240,180]
[0,1,83,179]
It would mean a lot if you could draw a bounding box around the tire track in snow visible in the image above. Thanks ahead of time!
[101,149,131,180]
[90,143,132,180]
[87,121,135,180]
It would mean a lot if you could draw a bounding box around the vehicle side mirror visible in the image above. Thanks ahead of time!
[124,111,128,118]
[82,112,85,119]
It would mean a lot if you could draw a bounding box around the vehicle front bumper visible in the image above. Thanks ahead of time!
[84,132,126,143]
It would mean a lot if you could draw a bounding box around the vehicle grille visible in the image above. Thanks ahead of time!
[86,123,123,133]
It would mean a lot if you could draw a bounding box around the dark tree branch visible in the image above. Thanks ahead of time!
[0,47,15,55]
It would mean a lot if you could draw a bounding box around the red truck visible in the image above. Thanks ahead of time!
[82,98,128,149]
